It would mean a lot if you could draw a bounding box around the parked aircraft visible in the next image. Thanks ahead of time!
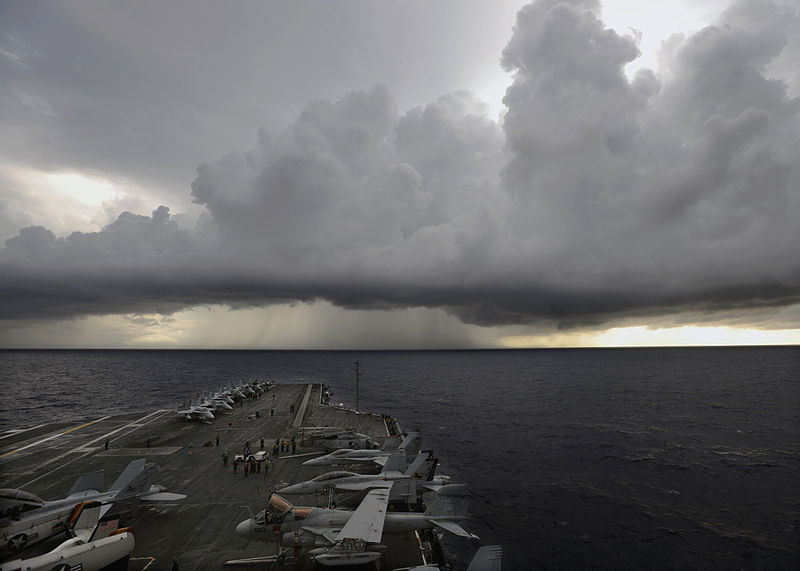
[0,459,185,554]
[308,431,378,451]
[0,501,135,571]
[213,391,235,406]
[280,450,451,505]
[234,485,477,566]
[302,432,422,468]
[199,396,232,412]
[176,404,214,422]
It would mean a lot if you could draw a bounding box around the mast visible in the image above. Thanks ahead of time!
[354,360,360,412]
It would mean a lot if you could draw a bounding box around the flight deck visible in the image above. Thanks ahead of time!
[0,383,440,570]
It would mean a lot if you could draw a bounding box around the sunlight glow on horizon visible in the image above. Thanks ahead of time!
[501,325,800,348]
[2,305,798,349]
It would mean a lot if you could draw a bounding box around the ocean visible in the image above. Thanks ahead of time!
[1,347,798,569]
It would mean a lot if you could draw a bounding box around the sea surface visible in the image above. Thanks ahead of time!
[1,347,798,569]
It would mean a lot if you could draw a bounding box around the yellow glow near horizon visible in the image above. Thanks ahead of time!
[501,325,800,348]
[2,306,798,350]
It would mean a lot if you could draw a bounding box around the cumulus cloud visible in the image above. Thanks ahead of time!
[483,0,800,323]
[189,85,505,288]
[1,0,798,334]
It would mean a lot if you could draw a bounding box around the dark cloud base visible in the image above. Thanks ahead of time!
[2,0,799,336]
[2,247,798,330]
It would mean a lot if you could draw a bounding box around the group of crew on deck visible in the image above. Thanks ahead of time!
[221,436,297,477]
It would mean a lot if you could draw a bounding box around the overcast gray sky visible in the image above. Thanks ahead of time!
[1,0,798,349]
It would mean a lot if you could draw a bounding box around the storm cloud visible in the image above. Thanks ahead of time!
[1,0,799,334]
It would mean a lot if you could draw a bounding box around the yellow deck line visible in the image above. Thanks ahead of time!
[0,417,109,458]
[61,418,102,434]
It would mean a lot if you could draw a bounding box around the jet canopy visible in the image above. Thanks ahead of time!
[257,494,293,525]
[0,488,46,518]
[267,493,292,514]
[311,471,359,482]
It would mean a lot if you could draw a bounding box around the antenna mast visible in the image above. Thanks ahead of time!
[354,360,360,412]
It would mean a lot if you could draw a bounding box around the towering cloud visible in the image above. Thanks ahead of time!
[1,0,798,334]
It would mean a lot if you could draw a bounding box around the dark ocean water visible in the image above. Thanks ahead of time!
[1,347,798,569]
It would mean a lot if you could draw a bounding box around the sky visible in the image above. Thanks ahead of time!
[1,0,799,349]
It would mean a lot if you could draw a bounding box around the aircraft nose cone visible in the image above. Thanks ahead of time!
[235,519,253,539]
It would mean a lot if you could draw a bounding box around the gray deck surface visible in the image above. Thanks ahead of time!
[0,383,431,570]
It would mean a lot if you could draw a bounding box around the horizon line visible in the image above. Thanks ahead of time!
[1,344,797,351]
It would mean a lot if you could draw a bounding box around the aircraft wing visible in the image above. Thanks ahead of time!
[466,545,502,571]
[140,492,187,501]
[334,486,391,544]
[428,518,479,539]
[224,551,292,566]
[419,481,446,493]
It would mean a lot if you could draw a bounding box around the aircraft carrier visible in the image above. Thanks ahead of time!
[0,383,448,570]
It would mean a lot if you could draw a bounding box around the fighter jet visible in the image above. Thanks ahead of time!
[212,391,235,406]
[198,395,233,412]
[0,501,135,571]
[302,432,422,468]
[280,450,451,505]
[233,485,477,567]
[176,403,214,422]
[307,430,378,452]
[0,459,185,554]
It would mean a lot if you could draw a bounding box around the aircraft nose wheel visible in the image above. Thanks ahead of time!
[321,485,336,508]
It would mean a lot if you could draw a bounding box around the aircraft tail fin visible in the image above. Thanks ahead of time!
[379,435,402,451]
[68,470,105,496]
[399,432,422,463]
[424,457,439,481]
[109,459,155,497]
[68,501,101,542]
[398,431,420,446]
[404,450,435,477]
[381,450,407,473]
[466,545,502,571]
[90,514,122,541]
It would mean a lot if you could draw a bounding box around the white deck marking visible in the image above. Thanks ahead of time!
[18,409,173,488]
[0,424,47,440]
[0,417,111,458]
